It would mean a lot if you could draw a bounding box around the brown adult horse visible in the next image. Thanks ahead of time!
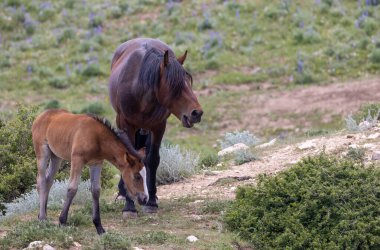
[109,38,203,216]
[32,109,148,234]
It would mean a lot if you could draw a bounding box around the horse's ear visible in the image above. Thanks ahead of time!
[177,50,187,65]
[163,50,169,67]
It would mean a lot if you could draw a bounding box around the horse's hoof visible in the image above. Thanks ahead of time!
[97,227,106,235]
[142,205,158,214]
[122,211,138,220]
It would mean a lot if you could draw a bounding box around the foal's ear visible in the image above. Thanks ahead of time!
[124,153,136,166]
[138,147,146,159]
[177,50,187,65]
[163,50,169,67]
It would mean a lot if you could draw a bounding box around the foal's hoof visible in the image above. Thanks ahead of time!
[122,211,138,220]
[142,205,158,214]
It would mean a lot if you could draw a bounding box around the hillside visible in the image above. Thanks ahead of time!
[0,0,380,152]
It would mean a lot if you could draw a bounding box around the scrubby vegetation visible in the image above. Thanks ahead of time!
[224,154,380,249]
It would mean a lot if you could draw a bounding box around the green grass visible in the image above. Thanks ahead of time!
[0,197,248,249]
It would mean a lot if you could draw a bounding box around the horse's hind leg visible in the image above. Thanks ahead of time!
[43,155,62,213]
[36,144,51,220]
[90,165,105,234]
[59,156,83,225]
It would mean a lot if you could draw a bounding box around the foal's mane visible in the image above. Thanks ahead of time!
[138,44,193,98]
[86,114,142,160]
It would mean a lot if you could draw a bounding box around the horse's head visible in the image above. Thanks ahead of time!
[157,50,203,128]
[120,148,148,205]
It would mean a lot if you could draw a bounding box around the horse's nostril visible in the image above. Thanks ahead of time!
[191,110,203,118]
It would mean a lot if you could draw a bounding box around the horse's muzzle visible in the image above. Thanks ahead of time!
[182,110,203,128]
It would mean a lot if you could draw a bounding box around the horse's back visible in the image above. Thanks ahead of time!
[32,110,98,160]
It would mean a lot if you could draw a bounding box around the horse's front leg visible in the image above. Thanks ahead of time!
[142,124,166,213]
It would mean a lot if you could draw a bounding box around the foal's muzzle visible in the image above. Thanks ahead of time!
[137,192,148,205]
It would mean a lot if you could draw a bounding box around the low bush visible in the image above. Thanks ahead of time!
[80,102,106,115]
[218,130,259,149]
[0,105,38,214]
[157,144,199,184]
[224,154,380,249]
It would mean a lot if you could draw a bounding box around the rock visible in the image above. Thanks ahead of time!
[348,144,358,149]
[363,143,376,150]
[43,244,55,250]
[346,134,355,139]
[298,140,316,150]
[25,241,45,249]
[368,133,380,139]
[193,200,204,204]
[358,121,373,131]
[73,242,82,249]
[372,151,380,161]
[256,138,277,149]
[133,247,144,250]
[230,186,237,192]
[186,235,199,242]
[217,143,249,157]
[190,214,202,221]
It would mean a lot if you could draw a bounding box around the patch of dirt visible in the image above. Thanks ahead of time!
[0,230,6,239]
[217,78,380,134]
[158,125,380,200]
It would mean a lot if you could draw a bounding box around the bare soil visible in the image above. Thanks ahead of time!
[158,125,380,200]
[214,78,380,134]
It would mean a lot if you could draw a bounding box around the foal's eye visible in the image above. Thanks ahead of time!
[134,174,142,181]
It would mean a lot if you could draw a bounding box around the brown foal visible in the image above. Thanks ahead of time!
[32,109,148,234]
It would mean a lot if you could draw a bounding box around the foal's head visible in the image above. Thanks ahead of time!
[156,50,203,128]
[120,148,148,205]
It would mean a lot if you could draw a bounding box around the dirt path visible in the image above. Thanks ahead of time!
[158,125,380,200]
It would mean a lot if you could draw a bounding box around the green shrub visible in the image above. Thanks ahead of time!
[294,71,317,84]
[108,6,123,19]
[57,28,76,44]
[80,102,106,115]
[48,76,69,89]
[199,152,219,168]
[0,105,38,212]
[38,7,55,22]
[370,48,380,64]
[224,154,380,249]
[44,99,60,109]
[354,103,380,121]
[81,64,104,77]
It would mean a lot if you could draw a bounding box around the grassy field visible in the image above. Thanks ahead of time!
[0,0,379,150]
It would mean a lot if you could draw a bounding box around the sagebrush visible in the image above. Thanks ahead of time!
[156,144,199,184]
[224,154,380,249]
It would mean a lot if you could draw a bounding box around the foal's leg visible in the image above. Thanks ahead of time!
[37,144,51,220]
[59,157,83,225]
[90,165,105,235]
[43,155,62,214]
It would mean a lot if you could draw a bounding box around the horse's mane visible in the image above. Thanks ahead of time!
[138,45,193,98]
[86,114,143,160]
